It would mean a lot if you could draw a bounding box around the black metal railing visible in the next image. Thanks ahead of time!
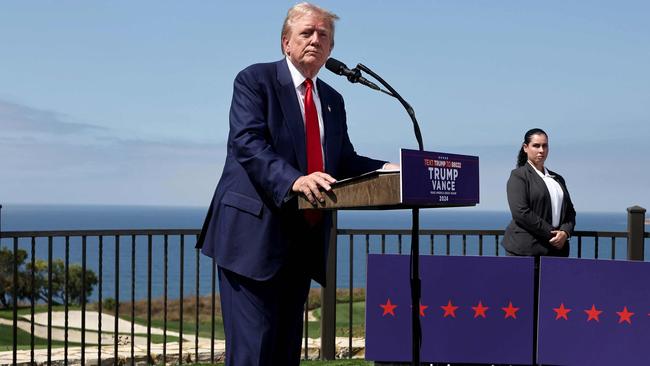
[1,230,206,365]
[1,207,647,365]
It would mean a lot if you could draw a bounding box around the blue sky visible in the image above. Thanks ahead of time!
[1,1,648,212]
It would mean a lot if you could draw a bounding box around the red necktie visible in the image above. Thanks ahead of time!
[303,78,323,225]
[304,78,323,174]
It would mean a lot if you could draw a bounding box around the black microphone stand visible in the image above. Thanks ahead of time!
[355,63,424,366]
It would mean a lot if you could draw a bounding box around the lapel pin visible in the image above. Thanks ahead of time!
[327,105,331,112]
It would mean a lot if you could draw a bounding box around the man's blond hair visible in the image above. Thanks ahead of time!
[280,2,339,54]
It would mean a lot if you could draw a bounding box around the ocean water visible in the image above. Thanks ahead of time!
[0,204,637,302]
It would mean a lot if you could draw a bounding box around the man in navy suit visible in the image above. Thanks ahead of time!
[196,3,398,365]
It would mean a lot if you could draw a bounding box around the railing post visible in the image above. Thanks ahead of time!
[627,205,646,261]
[320,211,337,360]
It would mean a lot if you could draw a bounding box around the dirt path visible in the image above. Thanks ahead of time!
[0,311,213,346]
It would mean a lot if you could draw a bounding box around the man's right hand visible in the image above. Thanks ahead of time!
[292,172,337,205]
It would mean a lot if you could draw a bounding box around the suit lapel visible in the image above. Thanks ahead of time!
[275,60,307,173]
[526,163,552,213]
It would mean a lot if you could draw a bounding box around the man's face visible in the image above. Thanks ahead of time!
[282,14,333,78]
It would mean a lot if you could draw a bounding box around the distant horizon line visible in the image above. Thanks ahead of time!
[0,202,639,215]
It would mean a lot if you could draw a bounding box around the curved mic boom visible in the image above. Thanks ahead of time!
[325,58,380,90]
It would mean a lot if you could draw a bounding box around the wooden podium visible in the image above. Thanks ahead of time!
[299,150,479,363]
[298,170,402,210]
[298,170,478,210]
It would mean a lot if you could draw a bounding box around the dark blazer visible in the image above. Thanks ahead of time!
[502,163,576,256]
[196,60,385,285]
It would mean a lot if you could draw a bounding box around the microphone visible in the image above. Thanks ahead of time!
[325,58,380,90]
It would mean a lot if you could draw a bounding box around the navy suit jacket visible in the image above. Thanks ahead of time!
[502,163,576,256]
[196,60,385,285]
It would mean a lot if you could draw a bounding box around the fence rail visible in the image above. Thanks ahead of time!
[0,207,647,364]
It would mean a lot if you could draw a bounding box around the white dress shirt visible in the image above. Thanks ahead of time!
[528,160,564,228]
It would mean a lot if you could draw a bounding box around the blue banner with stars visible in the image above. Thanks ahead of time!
[366,254,535,364]
[538,257,650,366]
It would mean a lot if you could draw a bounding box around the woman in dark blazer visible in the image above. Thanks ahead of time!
[502,128,576,256]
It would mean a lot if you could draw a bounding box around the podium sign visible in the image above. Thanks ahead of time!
[400,149,479,206]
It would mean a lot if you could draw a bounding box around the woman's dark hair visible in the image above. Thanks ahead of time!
[517,128,548,167]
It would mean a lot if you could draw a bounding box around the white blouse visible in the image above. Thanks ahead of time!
[528,161,564,227]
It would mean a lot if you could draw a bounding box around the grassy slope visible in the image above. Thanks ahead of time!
[1,292,368,348]
[0,324,81,351]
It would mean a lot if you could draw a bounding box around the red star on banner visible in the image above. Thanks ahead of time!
[616,306,634,324]
[380,298,398,317]
[471,301,489,318]
[553,303,572,320]
[584,304,603,322]
[419,303,429,317]
[502,301,520,319]
[440,300,459,318]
